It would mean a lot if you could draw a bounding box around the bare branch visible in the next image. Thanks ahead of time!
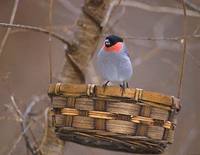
[35,108,49,153]
[0,0,19,56]
[108,3,126,30]
[24,95,46,119]
[0,22,198,48]
[48,0,54,84]
[187,50,200,69]
[10,96,36,155]
[101,34,181,41]
[136,48,160,66]
[101,0,122,31]
[102,33,200,41]
[10,25,73,35]
[0,116,21,122]
[8,122,33,155]
[10,96,43,155]
[192,25,200,35]
[177,0,187,98]
[0,23,72,47]
[10,96,24,119]
[57,0,80,15]
[101,0,116,28]
[121,0,200,17]
[184,0,200,13]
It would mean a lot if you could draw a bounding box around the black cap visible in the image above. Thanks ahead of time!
[105,35,123,47]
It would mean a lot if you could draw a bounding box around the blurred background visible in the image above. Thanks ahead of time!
[0,0,200,155]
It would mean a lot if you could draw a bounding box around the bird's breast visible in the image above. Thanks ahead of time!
[97,50,133,82]
[103,42,123,53]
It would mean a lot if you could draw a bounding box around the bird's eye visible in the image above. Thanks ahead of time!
[105,39,110,46]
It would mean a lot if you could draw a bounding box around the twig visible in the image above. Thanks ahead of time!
[10,95,44,155]
[184,0,200,13]
[48,0,54,85]
[103,0,125,35]
[23,95,47,153]
[24,95,46,118]
[101,0,122,30]
[108,2,126,31]
[0,0,19,56]
[10,96,35,155]
[10,96,24,119]
[0,116,21,122]
[0,23,71,47]
[101,0,117,28]
[192,25,200,35]
[134,48,160,67]
[121,0,200,17]
[57,0,80,15]
[0,22,198,46]
[177,0,187,98]
[123,36,181,41]
[101,33,200,41]
[24,95,47,155]
[94,0,122,59]
[35,108,49,153]
[10,25,73,35]
[101,34,181,41]
[8,122,33,155]
[187,51,200,69]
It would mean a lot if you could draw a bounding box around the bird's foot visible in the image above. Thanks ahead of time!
[120,82,129,96]
[103,81,110,92]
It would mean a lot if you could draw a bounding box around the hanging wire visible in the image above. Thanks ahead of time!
[48,0,54,84]
[48,0,54,109]
[177,0,187,98]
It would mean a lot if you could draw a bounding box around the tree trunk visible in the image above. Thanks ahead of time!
[42,0,111,154]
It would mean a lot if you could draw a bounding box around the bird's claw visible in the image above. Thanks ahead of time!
[120,82,129,96]
[103,81,110,92]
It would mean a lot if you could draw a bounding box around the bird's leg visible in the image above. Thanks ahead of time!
[120,81,126,96]
[126,82,129,88]
[103,81,110,92]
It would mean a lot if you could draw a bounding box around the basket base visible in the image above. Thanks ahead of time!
[56,127,168,154]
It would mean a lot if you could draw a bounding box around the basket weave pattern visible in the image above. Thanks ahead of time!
[48,83,180,154]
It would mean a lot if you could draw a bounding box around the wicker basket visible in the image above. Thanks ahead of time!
[48,83,181,154]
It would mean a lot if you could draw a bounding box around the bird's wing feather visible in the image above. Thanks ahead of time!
[121,43,130,57]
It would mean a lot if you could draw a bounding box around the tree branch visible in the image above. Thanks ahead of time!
[57,0,80,16]
[41,1,65,154]
[184,0,200,13]
[60,0,112,83]
[0,23,72,47]
[1,22,198,47]
[8,121,33,155]
[10,96,38,155]
[177,0,187,98]
[101,0,117,28]
[0,116,21,122]
[9,95,45,155]
[102,33,200,41]
[121,0,200,17]
[0,0,19,56]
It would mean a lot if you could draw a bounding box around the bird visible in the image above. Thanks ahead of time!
[96,35,133,89]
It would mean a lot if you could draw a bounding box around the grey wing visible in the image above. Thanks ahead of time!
[118,56,133,81]
[118,44,133,81]
[121,44,130,58]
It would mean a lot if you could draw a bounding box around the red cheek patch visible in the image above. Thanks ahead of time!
[104,42,122,53]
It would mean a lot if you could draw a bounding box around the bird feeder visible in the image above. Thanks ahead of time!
[48,83,181,154]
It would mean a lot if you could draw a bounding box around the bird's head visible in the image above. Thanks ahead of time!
[104,35,123,47]
[104,35,123,53]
